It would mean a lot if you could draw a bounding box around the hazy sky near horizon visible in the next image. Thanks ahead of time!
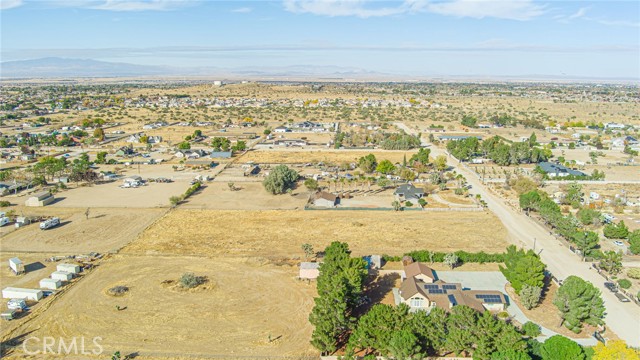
[1,0,639,78]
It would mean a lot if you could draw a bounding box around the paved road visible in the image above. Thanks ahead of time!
[396,123,640,346]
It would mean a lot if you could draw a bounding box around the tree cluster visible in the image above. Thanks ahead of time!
[262,165,299,194]
[309,242,368,354]
[553,276,605,333]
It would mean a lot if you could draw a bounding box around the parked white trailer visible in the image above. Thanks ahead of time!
[57,263,80,274]
[2,287,43,301]
[39,278,62,290]
[9,257,24,275]
[51,271,73,281]
[7,299,27,310]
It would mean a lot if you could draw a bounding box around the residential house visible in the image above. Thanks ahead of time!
[396,263,507,313]
[274,126,290,133]
[537,162,586,178]
[393,184,425,202]
[274,139,307,147]
[605,122,626,130]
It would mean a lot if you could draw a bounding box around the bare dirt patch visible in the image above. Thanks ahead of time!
[0,208,166,253]
[3,255,318,358]
[238,149,418,164]
[124,209,509,259]
[181,182,308,210]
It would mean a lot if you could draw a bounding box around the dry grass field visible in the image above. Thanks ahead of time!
[0,208,166,253]
[124,209,509,259]
[2,255,318,358]
[238,149,418,164]
[180,182,309,210]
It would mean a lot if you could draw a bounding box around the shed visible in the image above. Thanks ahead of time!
[2,287,43,301]
[313,191,339,208]
[57,263,80,274]
[299,262,320,280]
[51,271,73,281]
[9,257,24,275]
[39,278,62,290]
[210,151,232,159]
[25,191,54,207]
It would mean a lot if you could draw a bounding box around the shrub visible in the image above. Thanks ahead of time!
[263,165,299,194]
[617,279,632,289]
[627,268,640,280]
[108,285,129,296]
[404,201,413,207]
[603,221,629,239]
[179,272,206,289]
[522,321,541,338]
[629,230,640,255]
[520,284,542,310]
[0,200,10,207]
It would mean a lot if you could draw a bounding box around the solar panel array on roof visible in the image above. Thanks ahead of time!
[475,294,503,303]
[448,294,457,306]
[424,284,439,290]
[442,284,457,290]
[428,289,444,294]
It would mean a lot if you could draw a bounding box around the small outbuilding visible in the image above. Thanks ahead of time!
[313,192,339,208]
[299,262,320,280]
[57,263,80,274]
[51,271,73,282]
[25,191,54,207]
[2,287,43,301]
[39,278,62,290]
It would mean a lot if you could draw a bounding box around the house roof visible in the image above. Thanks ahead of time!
[394,184,425,199]
[300,262,320,270]
[538,162,586,177]
[400,262,507,313]
[404,262,435,280]
[315,191,337,202]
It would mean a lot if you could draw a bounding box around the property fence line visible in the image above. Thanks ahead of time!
[304,206,483,212]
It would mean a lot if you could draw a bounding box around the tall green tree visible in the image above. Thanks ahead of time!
[500,245,546,294]
[376,159,396,175]
[262,165,299,194]
[553,276,605,333]
[572,231,599,259]
[540,335,585,360]
[445,306,477,356]
[358,153,377,173]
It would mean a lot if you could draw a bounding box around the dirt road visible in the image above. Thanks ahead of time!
[396,122,640,346]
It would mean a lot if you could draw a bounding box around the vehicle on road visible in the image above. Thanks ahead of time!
[615,293,630,303]
[40,217,60,230]
[604,282,618,292]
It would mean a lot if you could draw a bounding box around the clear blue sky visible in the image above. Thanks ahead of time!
[1,0,639,78]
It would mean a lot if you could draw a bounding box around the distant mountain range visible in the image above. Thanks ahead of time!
[0,57,387,80]
[1,57,636,82]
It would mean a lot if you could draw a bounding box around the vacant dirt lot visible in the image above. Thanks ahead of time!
[124,209,509,259]
[50,181,188,208]
[3,255,318,358]
[0,208,166,253]
[238,149,418,164]
[181,182,309,210]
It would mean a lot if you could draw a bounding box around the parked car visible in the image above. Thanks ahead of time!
[1,309,19,321]
[0,216,10,227]
[604,282,618,292]
[615,293,630,303]
[40,217,60,230]
[613,240,625,246]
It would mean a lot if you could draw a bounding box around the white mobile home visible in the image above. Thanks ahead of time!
[39,278,62,290]
[9,257,24,275]
[51,271,73,281]
[57,263,80,274]
[2,287,43,301]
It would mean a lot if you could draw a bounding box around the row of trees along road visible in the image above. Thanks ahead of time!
[446,134,551,165]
